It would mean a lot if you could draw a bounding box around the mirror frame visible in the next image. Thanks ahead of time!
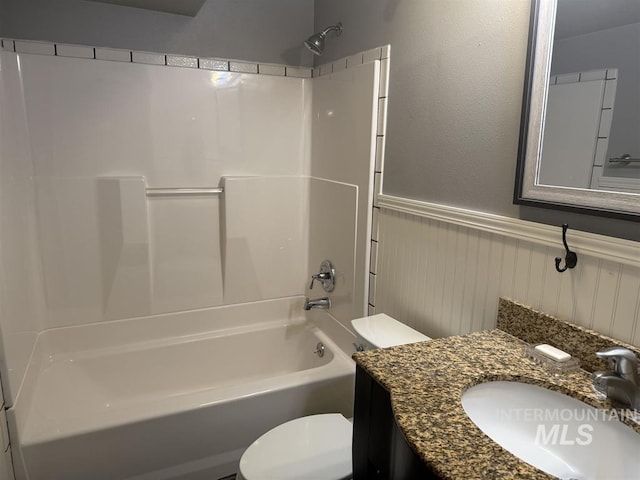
[514,0,640,221]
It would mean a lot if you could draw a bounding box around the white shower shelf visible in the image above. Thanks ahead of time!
[145,187,224,197]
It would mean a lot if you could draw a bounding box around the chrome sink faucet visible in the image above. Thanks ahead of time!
[592,347,640,411]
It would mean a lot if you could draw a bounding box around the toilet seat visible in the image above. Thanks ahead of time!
[237,413,352,480]
[237,315,428,479]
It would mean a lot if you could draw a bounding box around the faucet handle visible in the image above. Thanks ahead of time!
[308,260,336,292]
[309,272,330,289]
[596,347,639,385]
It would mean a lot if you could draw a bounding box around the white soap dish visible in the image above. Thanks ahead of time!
[525,344,580,374]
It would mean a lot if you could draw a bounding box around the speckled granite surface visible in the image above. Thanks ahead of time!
[497,298,640,373]
[353,327,640,479]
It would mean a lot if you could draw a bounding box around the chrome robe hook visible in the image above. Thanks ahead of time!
[555,224,578,273]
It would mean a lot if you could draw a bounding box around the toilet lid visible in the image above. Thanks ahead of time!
[238,414,352,480]
[351,313,431,348]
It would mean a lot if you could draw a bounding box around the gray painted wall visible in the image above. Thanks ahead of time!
[0,0,316,66]
[314,0,640,241]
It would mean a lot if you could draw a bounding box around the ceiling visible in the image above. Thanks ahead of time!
[85,0,206,16]
[555,0,640,39]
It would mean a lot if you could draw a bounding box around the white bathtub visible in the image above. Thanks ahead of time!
[9,298,356,480]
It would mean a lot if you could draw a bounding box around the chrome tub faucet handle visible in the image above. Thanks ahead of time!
[308,260,336,292]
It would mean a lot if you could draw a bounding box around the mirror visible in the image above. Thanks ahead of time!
[515,0,640,220]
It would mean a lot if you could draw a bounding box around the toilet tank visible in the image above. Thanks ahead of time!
[351,314,430,350]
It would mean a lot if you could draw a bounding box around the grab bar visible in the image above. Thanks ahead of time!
[145,187,224,197]
[608,154,640,166]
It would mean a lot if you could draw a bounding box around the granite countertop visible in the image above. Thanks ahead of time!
[353,329,640,480]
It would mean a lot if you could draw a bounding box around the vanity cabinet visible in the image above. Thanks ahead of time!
[352,365,439,480]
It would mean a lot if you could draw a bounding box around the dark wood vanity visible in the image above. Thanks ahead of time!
[352,365,437,479]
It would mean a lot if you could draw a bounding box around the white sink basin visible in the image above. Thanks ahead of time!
[461,381,640,480]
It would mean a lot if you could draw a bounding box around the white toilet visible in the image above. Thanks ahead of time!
[236,314,430,480]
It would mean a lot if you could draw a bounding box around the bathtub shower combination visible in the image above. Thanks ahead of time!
[17,299,356,480]
[0,39,388,479]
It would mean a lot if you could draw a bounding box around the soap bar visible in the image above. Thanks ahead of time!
[535,344,571,362]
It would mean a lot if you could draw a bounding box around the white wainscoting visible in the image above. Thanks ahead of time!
[372,195,640,347]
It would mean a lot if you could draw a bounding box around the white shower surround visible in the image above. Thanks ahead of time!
[0,40,389,479]
[0,48,313,403]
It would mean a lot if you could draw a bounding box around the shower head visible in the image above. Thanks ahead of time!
[304,22,342,56]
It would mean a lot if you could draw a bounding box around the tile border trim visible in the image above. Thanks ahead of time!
[313,44,391,78]
[0,38,314,78]
[363,45,391,312]
[1,38,392,81]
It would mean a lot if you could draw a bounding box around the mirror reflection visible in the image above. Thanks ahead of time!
[538,0,640,195]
